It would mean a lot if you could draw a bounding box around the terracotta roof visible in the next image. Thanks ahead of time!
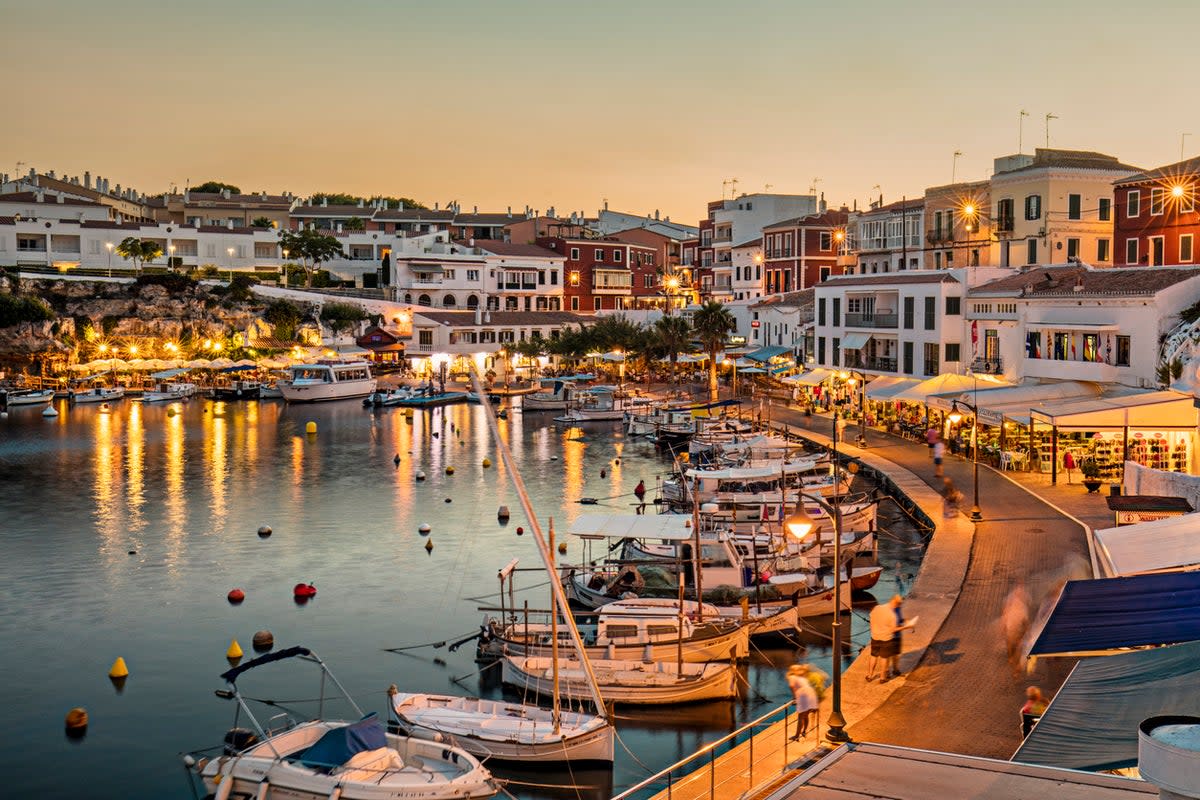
[1114,156,1200,187]
[78,220,150,230]
[734,236,762,248]
[995,148,1140,176]
[819,271,958,287]
[455,240,561,258]
[291,204,374,216]
[969,264,1200,297]
[762,209,850,230]
[858,198,924,216]
[0,191,101,207]
[752,288,815,311]
[183,192,292,207]
[412,310,591,327]
[374,209,455,222]
[197,224,257,234]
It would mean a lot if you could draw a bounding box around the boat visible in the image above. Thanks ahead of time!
[364,387,418,407]
[501,656,738,705]
[68,386,125,404]
[259,383,283,399]
[554,387,654,423]
[390,389,468,408]
[213,379,261,401]
[185,646,497,800]
[279,360,377,403]
[2,388,54,406]
[140,382,196,402]
[522,374,595,412]
[388,692,613,765]
[464,391,500,405]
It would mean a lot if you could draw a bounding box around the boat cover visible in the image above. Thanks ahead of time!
[149,368,190,379]
[1095,513,1200,576]
[220,645,312,683]
[685,460,817,480]
[299,713,388,770]
[220,365,256,373]
[1026,572,1200,658]
[1012,640,1200,770]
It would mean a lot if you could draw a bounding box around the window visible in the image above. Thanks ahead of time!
[1182,187,1196,213]
[1067,238,1080,259]
[832,298,841,327]
[1115,335,1131,367]
[903,297,914,329]
[1068,194,1082,220]
[1026,238,1038,265]
[1024,194,1041,220]
[831,338,840,367]
[643,274,652,288]
[1127,190,1141,218]
[819,231,832,251]
[1097,239,1111,262]
[1126,238,1139,264]
[1150,187,1165,215]
[418,330,433,348]
[1150,236,1165,266]
[613,249,623,263]
[444,269,455,280]
[466,269,479,281]
[923,342,939,376]
[569,247,580,260]
[903,341,914,374]
[945,296,961,315]
[1099,198,1111,221]
[818,336,826,365]
[593,297,601,311]
[847,297,862,314]
[923,297,935,330]
[594,249,603,261]
[934,251,942,269]
[1181,234,1194,263]
[550,271,558,285]
[571,296,579,310]
[538,270,545,285]
[945,343,961,362]
[997,198,1015,231]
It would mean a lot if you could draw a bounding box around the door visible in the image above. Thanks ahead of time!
[1151,236,1165,266]
[984,329,999,362]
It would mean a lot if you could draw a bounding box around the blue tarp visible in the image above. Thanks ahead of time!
[1013,640,1200,771]
[539,373,594,384]
[298,713,387,770]
[1027,571,1200,657]
[744,345,793,363]
[220,365,256,373]
[150,368,190,380]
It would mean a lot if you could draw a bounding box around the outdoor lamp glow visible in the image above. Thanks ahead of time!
[1172,185,1185,197]
[834,230,845,241]
[948,409,963,425]
[784,504,817,540]
[963,203,976,216]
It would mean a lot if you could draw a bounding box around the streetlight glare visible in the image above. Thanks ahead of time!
[783,506,816,540]
[963,204,976,216]
[948,410,963,424]
[1172,184,1186,197]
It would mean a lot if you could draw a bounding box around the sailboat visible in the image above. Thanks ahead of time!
[390,370,616,765]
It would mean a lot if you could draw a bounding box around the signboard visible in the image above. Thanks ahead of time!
[1115,510,1189,526]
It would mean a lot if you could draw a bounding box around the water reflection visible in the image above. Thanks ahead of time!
[164,404,186,565]
[125,401,145,538]
[92,407,119,556]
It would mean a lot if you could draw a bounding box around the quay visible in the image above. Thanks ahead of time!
[641,406,1106,800]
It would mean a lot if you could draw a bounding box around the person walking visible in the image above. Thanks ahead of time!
[933,435,946,478]
[942,477,964,518]
[788,664,819,740]
[1020,686,1048,736]
[1002,582,1032,677]
[867,595,913,682]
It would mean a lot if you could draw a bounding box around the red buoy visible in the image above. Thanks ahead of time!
[227,588,246,604]
[516,526,524,536]
[292,583,317,599]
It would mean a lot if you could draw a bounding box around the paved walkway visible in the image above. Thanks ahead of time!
[647,407,1095,799]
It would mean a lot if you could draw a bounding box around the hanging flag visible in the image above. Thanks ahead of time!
[1071,338,1077,360]
[1106,334,1113,365]
[971,320,979,354]
[761,504,770,521]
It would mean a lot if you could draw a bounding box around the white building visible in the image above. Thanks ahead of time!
[747,289,815,362]
[407,309,591,377]
[847,198,925,274]
[701,193,820,299]
[730,237,764,301]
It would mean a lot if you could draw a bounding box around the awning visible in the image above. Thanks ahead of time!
[568,513,695,541]
[685,460,817,481]
[927,381,1101,418]
[1026,571,1200,659]
[220,365,256,373]
[889,373,1012,404]
[839,332,872,350]
[770,364,792,375]
[410,264,444,273]
[864,376,913,400]
[150,368,190,379]
[1013,640,1200,771]
[744,345,793,362]
[784,368,836,386]
[1030,390,1198,431]
[1095,513,1200,576]
[740,367,767,374]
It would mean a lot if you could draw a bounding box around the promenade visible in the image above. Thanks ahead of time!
[647,404,1101,799]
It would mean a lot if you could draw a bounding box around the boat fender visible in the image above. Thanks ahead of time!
[444,498,452,504]
[227,588,245,604]
[257,525,272,538]
[252,630,274,651]
[600,469,607,478]
[516,526,524,535]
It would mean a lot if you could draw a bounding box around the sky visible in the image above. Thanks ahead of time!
[3,0,1199,222]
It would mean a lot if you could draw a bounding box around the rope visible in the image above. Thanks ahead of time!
[451,658,499,687]
[382,631,478,653]
[613,726,657,775]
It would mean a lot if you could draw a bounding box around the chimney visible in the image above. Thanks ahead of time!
[358,198,364,207]
[473,205,477,213]
[57,194,64,204]
[48,170,56,179]
[655,209,660,220]
[604,199,609,211]
[435,202,439,210]
[474,306,483,325]
[507,206,512,218]
[1137,716,1200,800]
[820,192,827,213]
[83,171,91,189]
[398,201,404,211]
[36,189,45,202]
[115,183,122,196]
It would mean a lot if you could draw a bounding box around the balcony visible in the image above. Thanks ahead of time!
[1024,357,1117,383]
[844,313,899,329]
[970,357,1004,375]
[866,357,898,372]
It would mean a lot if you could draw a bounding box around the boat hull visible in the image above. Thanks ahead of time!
[4,390,54,406]
[69,388,125,403]
[501,657,738,705]
[478,623,748,663]
[214,385,260,401]
[279,379,377,403]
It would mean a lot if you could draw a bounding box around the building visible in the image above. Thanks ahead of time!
[535,235,655,312]
[760,208,850,294]
[812,268,1008,379]
[730,238,764,301]
[747,289,815,362]
[1112,156,1200,266]
[847,198,925,274]
[990,149,1139,268]
[407,309,591,377]
[1,169,153,222]
[0,191,112,223]
[966,263,1200,389]
[151,189,295,228]
[607,225,697,309]
[590,207,698,240]
[923,180,993,269]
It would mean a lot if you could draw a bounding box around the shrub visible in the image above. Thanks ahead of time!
[320,301,368,334]
[100,314,123,335]
[227,274,259,302]
[0,293,54,327]
[135,273,197,294]
[264,299,303,340]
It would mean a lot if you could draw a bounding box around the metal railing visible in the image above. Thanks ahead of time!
[970,357,1003,374]
[844,313,898,329]
[611,700,808,800]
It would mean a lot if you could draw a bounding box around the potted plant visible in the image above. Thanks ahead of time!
[1080,459,1103,494]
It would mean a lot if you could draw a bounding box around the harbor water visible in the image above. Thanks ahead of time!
[0,396,927,798]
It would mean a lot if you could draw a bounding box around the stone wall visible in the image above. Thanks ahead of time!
[1123,461,1200,511]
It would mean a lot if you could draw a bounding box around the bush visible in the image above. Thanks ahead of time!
[264,299,303,340]
[135,273,197,294]
[320,301,368,334]
[228,274,259,302]
[0,293,54,327]
[100,314,123,335]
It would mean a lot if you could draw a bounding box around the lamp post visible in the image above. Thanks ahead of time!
[960,203,978,267]
[105,241,113,278]
[227,247,235,283]
[948,387,983,521]
[723,356,738,399]
[839,369,868,447]
[784,421,849,743]
[167,244,176,273]
[664,275,680,315]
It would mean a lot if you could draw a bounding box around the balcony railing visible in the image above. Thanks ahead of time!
[970,357,1004,375]
[867,357,898,372]
[844,313,898,329]
[923,362,940,377]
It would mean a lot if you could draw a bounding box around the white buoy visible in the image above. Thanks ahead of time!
[42,406,58,418]
[416,471,426,481]
[418,523,431,535]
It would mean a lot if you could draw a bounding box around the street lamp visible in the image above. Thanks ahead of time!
[664,275,680,314]
[839,369,868,447]
[723,356,737,399]
[105,241,114,277]
[783,422,849,743]
[947,389,983,521]
[227,247,235,283]
[167,244,176,272]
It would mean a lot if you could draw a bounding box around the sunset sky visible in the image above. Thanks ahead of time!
[4,0,1198,221]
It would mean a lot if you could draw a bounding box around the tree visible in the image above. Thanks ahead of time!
[0,293,54,328]
[251,216,274,229]
[191,181,241,195]
[310,193,427,210]
[691,300,736,400]
[320,301,368,334]
[115,237,164,276]
[278,228,344,287]
[654,314,693,385]
[344,216,365,231]
[264,299,304,341]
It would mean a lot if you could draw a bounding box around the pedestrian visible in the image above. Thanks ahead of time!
[1002,582,1032,676]
[835,413,847,442]
[933,435,946,478]
[634,479,646,501]
[804,405,813,429]
[787,664,819,740]
[942,477,963,517]
[1020,686,1048,736]
[867,594,913,682]
[1063,451,1076,483]
[925,425,939,458]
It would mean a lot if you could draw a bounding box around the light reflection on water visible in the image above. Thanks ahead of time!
[0,397,924,799]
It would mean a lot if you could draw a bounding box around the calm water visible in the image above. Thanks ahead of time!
[0,396,924,798]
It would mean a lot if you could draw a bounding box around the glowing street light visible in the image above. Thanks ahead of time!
[105,241,114,277]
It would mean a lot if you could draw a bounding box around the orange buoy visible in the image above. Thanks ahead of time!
[516,526,524,536]
[65,707,88,739]
[227,588,245,604]
[292,583,317,599]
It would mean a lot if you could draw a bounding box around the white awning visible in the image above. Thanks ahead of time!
[927,380,1101,416]
[1030,390,1198,431]
[685,460,817,481]
[865,376,916,400]
[889,373,1013,404]
[567,513,694,541]
[840,332,872,350]
[1095,513,1200,576]
[785,368,836,386]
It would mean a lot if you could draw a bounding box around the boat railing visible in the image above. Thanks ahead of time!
[610,698,810,800]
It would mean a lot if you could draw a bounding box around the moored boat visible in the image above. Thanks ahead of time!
[69,386,125,404]
[2,388,55,406]
[279,360,376,403]
[501,656,739,705]
[213,379,261,401]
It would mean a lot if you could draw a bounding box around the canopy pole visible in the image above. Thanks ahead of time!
[1051,425,1059,486]
[1123,424,1130,468]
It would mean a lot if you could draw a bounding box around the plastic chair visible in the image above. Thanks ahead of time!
[999,452,1014,471]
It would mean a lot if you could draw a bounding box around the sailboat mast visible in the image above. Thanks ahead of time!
[549,521,561,735]
[691,473,704,621]
[468,366,608,720]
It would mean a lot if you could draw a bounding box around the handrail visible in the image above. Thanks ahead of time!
[610,699,793,799]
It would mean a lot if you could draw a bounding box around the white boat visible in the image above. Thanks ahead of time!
[279,360,377,403]
[501,656,738,705]
[522,374,594,412]
[389,692,613,764]
[69,386,125,404]
[3,388,54,406]
[554,388,654,423]
[186,646,497,800]
[140,382,196,402]
[364,387,418,407]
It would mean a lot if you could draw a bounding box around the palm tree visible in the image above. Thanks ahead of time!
[115,237,164,276]
[653,314,693,385]
[691,300,736,400]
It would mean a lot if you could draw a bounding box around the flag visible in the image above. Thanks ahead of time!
[970,320,979,355]
[1106,335,1113,365]
[1071,338,1076,360]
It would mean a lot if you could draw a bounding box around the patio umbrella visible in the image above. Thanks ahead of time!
[233,359,256,367]
[184,359,211,369]
[126,359,153,371]
[209,358,234,369]
[68,363,92,372]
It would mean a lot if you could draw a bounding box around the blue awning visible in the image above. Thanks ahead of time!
[220,365,256,373]
[1013,640,1200,771]
[1027,571,1200,658]
[744,345,792,363]
[770,364,792,375]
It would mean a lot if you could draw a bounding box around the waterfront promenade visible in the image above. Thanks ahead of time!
[648,406,1098,799]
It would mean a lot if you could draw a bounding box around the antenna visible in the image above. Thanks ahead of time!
[1018,110,1030,154]
[764,183,773,192]
[952,151,964,184]
[809,177,822,195]
[730,178,739,197]
[1045,113,1058,148]
[721,179,729,199]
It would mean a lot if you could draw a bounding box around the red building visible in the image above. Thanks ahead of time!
[1113,157,1200,266]
[536,236,655,312]
[760,208,849,292]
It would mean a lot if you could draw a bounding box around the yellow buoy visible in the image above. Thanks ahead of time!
[226,639,244,659]
[305,421,317,434]
[557,542,567,555]
[108,657,129,679]
[482,458,492,468]
[445,466,455,475]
